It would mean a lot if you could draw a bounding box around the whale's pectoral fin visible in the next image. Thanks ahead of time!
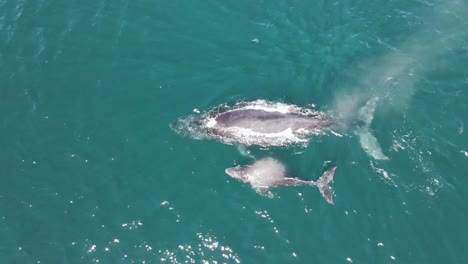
[255,187,274,198]
[237,145,255,159]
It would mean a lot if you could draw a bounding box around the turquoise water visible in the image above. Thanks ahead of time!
[1,0,468,263]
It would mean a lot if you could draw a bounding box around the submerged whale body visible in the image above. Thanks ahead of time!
[171,99,388,159]
[171,100,338,147]
[225,157,337,204]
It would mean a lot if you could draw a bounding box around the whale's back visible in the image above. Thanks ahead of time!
[172,100,339,147]
[214,109,319,133]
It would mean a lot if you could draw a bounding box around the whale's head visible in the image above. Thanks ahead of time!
[225,166,249,183]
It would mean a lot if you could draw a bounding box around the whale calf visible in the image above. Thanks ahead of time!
[171,99,388,160]
[225,157,337,204]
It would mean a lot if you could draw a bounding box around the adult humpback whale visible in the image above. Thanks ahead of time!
[225,157,337,204]
[171,99,388,160]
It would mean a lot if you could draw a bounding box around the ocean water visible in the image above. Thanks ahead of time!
[1,0,468,263]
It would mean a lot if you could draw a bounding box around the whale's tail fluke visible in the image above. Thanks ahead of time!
[355,97,389,160]
[315,166,337,205]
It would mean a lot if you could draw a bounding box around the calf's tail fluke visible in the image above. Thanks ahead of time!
[316,166,337,205]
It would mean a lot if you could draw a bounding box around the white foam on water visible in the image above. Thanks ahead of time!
[330,130,344,137]
[233,99,319,116]
[205,118,217,128]
[240,100,292,114]
[370,161,397,187]
[158,233,240,264]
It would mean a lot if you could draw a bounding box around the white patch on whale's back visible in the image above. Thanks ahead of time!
[219,126,308,147]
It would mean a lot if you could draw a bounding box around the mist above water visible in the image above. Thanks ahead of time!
[247,158,287,186]
[333,0,467,119]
